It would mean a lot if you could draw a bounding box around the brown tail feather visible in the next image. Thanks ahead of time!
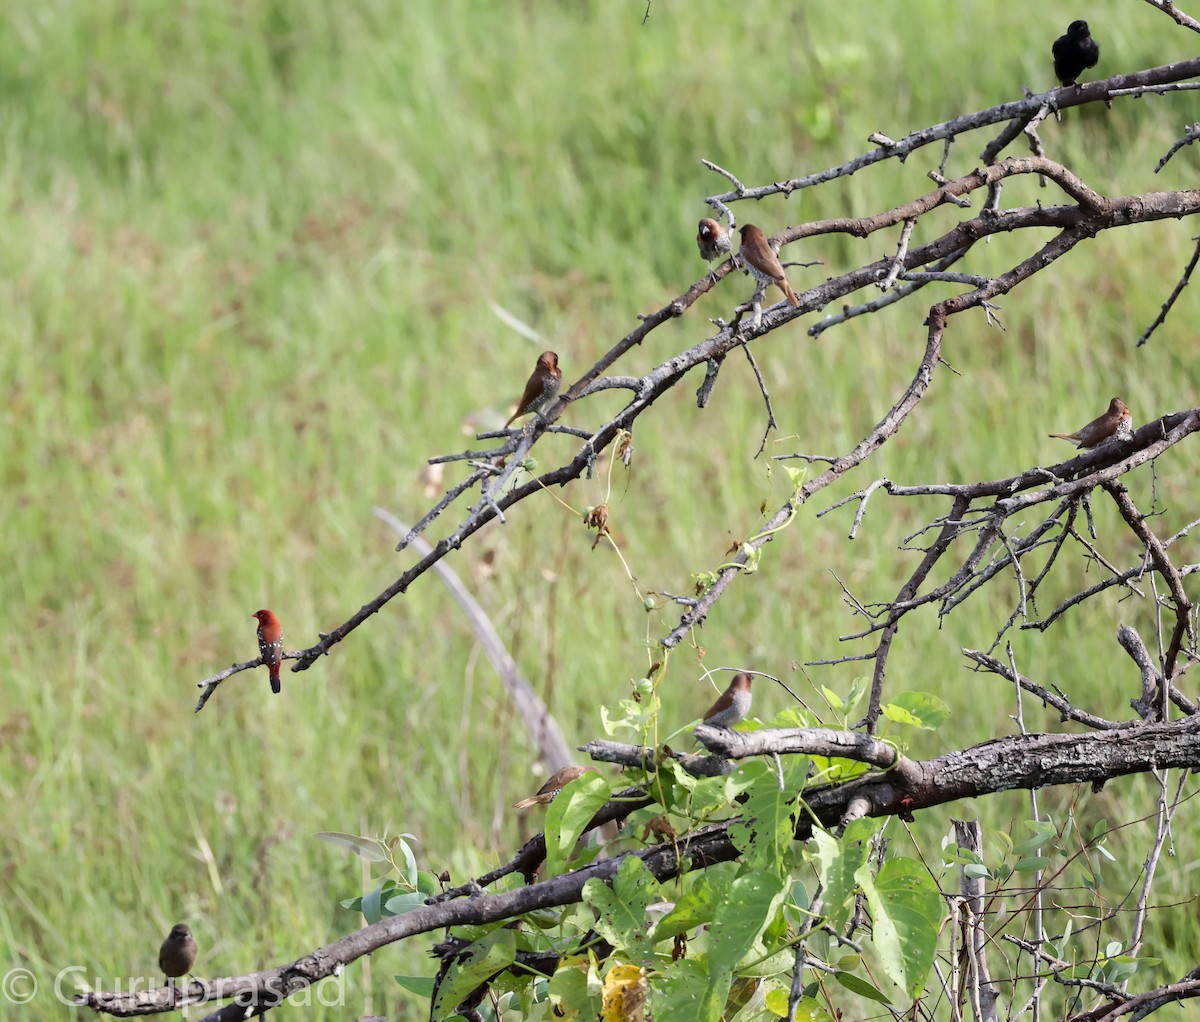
[779,277,799,307]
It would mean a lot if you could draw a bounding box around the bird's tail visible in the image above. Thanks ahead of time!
[1047,432,1081,444]
[270,666,281,694]
[779,278,800,307]
[512,796,540,810]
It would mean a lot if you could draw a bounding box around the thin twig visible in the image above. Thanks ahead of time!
[1137,234,1200,346]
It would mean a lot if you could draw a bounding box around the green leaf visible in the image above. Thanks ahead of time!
[833,970,893,1005]
[1012,823,1057,856]
[764,986,790,1017]
[814,818,877,932]
[821,686,845,711]
[549,961,597,1020]
[724,761,763,801]
[659,757,697,792]
[689,775,734,817]
[600,691,662,737]
[855,856,941,998]
[946,846,983,866]
[783,877,810,929]
[740,946,795,978]
[652,957,712,1022]
[395,836,418,887]
[582,855,659,964]
[1012,856,1051,873]
[545,773,611,878]
[431,929,516,1021]
[384,891,426,915]
[785,996,837,1021]
[654,873,728,941]
[360,880,396,924]
[768,707,811,728]
[728,760,809,872]
[315,831,386,862]
[879,703,922,727]
[885,691,950,730]
[782,464,806,487]
[844,676,869,718]
[416,870,442,896]
[700,871,786,1018]
[394,974,435,998]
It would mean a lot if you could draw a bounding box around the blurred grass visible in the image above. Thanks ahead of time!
[1,0,1199,1017]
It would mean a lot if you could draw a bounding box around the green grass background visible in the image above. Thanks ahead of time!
[1,0,1198,1017]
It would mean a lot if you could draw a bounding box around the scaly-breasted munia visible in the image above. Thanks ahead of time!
[158,923,198,988]
[700,672,753,729]
[252,609,283,694]
[738,225,799,307]
[1052,20,1099,86]
[505,351,563,428]
[1048,397,1131,449]
[513,764,595,810]
[697,218,733,277]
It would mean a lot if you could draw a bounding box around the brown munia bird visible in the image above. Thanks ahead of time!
[1048,397,1131,449]
[737,225,799,307]
[505,351,563,428]
[697,217,733,276]
[699,672,753,729]
[513,765,595,810]
[158,923,198,991]
[253,609,284,694]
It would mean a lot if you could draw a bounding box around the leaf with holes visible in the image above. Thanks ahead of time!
[582,855,660,964]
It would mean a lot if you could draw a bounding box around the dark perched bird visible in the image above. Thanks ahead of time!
[737,225,799,307]
[700,672,753,729]
[697,217,733,276]
[158,923,198,989]
[505,351,563,428]
[1052,21,1099,86]
[253,609,283,694]
[513,765,596,810]
[1048,397,1131,448]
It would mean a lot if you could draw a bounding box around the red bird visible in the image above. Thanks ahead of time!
[700,672,753,729]
[513,765,596,810]
[252,609,283,694]
[738,225,799,307]
[1048,397,1131,449]
[697,217,733,277]
[505,351,563,428]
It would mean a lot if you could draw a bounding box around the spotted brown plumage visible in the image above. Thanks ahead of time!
[505,351,563,428]
[512,764,595,810]
[697,217,733,277]
[700,672,753,729]
[737,225,799,307]
[1048,397,1131,449]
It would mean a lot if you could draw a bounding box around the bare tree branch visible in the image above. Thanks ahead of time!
[76,717,1200,1016]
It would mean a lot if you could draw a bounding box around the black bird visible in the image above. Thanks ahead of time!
[1052,20,1099,86]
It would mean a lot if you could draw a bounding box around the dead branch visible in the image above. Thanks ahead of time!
[76,717,1200,1016]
